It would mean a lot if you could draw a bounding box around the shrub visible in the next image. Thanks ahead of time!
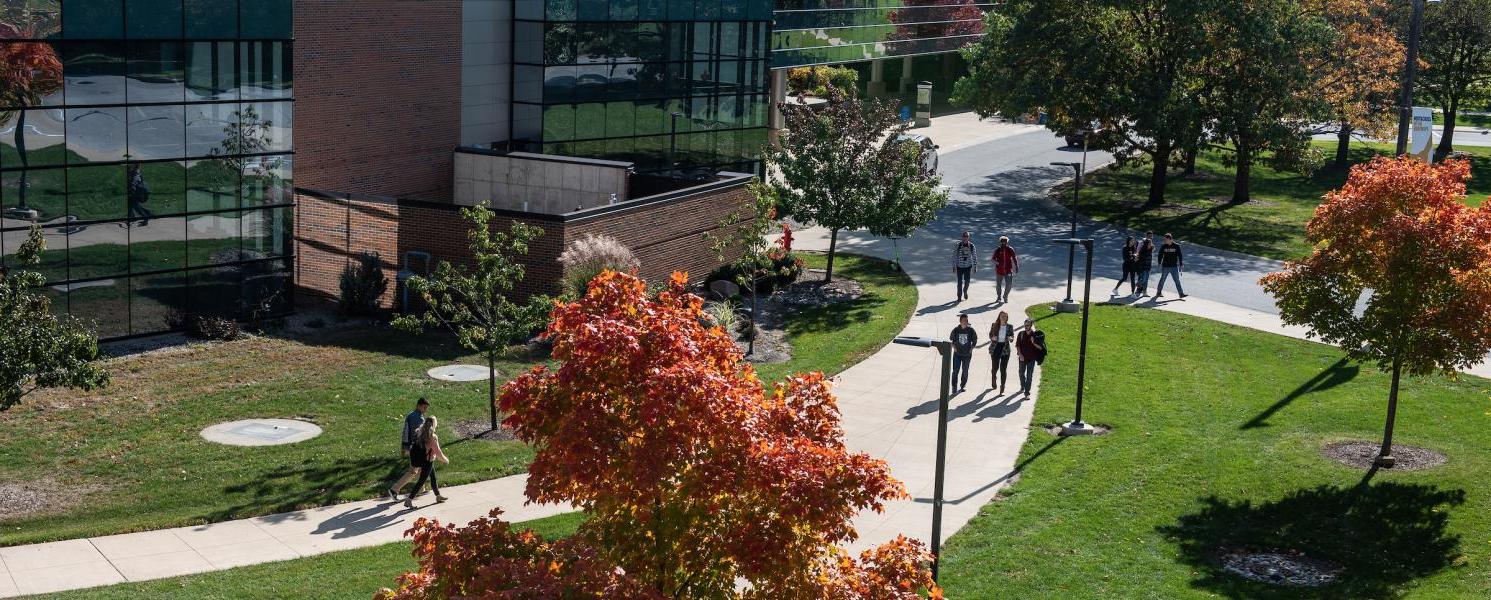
[166,310,243,341]
[558,233,640,297]
[786,65,859,97]
[702,299,741,335]
[338,251,388,316]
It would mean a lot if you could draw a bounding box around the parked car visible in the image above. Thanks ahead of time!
[895,133,939,174]
[1061,125,1115,150]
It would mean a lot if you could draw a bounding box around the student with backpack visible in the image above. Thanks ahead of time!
[1015,318,1046,399]
[949,313,978,393]
[950,231,978,301]
[991,236,1020,303]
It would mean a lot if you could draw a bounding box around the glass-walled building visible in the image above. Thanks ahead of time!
[511,0,772,174]
[0,0,292,339]
[772,0,992,68]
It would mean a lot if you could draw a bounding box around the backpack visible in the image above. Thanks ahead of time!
[1032,330,1047,364]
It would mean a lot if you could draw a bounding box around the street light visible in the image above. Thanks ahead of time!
[1051,147,1086,312]
[891,335,953,583]
[1395,0,1440,155]
[1051,238,1099,435]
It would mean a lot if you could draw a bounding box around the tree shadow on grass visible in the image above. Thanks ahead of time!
[204,456,405,524]
[1241,357,1358,430]
[277,326,473,363]
[783,295,888,336]
[1158,482,1465,599]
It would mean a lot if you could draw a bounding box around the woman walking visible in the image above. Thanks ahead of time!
[1112,236,1138,296]
[988,311,1015,394]
[404,416,449,508]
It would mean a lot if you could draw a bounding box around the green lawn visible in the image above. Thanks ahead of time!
[1434,112,1491,129]
[1076,143,1491,261]
[31,512,587,600]
[0,327,540,547]
[753,252,918,385]
[940,304,1491,599]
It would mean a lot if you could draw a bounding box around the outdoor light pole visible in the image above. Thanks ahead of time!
[1395,0,1432,155]
[669,111,683,174]
[891,335,953,583]
[1051,158,1084,312]
[1052,238,1097,435]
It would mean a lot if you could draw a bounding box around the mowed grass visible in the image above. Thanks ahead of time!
[939,304,1491,599]
[1435,112,1491,129]
[754,252,918,385]
[1076,143,1491,261]
[31,512,587,600]
[0,326,539,547]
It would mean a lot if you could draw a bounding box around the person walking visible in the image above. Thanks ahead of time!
[951,231,978,301]
[1015,318,1046,399]
[991,236,1020,303]
[126,165,153,226]
[1155,233,1188,299]
[386,397,429,500]
[1135,232,1155,296]
[949,313,978,393]
[1112,236,1138,296]
[988,311,1014,394]
[404,416,450,508]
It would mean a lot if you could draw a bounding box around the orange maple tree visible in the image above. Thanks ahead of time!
[1261,156,1491,467]
[377,271,939,599]
[1302,0,1404,167]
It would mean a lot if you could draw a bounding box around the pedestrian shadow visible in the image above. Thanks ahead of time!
[1241,357,1358,429]
[311,502,408,539]
[1157,482,1464,599]
[973,394,1027,421]
[206,456,405,524]
[948,389,1000,420]
[916,299,960,315]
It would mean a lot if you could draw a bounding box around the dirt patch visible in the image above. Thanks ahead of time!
[452,418,518,442]
[0,481,98,520]
[1219,548,1343,587]
[1322,441,1446,471]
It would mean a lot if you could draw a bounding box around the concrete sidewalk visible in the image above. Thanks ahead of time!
[0,474,568,597]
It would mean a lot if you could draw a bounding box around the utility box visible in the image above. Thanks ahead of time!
[915,81,932,127]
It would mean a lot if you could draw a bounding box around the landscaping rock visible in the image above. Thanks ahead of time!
[453,418,518,442]
[1219,549,1343,587]
[774,269,863,307]
[1322,441,1446,471]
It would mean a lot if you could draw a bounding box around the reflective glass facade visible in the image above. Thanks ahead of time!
[512,0,772,174]
[772,0,992,68]
[0,0,292,339]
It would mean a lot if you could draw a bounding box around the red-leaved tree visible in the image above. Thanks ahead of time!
[1261,157,1491,467]
[377,271,940,599]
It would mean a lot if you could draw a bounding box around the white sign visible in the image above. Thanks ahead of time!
[1409,107,1435,164]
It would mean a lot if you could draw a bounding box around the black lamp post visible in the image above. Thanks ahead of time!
[1051,150,1085,312]
[1051,238,1098,435]
[1395,0,1431,156]
[891,335,953,583]
[669,111,684,175]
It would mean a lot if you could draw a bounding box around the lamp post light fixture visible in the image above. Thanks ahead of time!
[890,335,953,583]
[1051,150,1086,313]
[1051,238,1099,436]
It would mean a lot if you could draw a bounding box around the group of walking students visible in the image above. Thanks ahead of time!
[386,398,450,509]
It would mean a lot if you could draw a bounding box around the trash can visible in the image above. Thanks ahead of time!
[915,81,932,128]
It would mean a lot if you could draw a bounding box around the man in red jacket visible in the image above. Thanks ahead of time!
[991,236,1020,303]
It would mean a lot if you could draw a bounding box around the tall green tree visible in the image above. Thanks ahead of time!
[954,0,1214,205]
[1201,0,1334,204]
[1,227,109,410]
[1419,0,1491,161]
[392,204,551,431]
[766,88,941,282]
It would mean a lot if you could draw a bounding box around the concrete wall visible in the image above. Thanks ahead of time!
[454,151,631,214]
[461,0,511,146]
[294,0,462,202]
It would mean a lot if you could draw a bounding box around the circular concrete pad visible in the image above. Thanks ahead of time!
[427,364,496,382]
[201,419,323,446]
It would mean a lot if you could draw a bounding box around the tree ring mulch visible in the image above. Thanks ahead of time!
[452,419,518,442]
[1042,423,1112,436]
[0,481,93,519]
[1218,548,1343,587]
[774,269,864,307]
[1322,441,1446,471]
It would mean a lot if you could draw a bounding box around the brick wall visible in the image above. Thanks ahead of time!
[294,1,462,203]
[294,176,752,310]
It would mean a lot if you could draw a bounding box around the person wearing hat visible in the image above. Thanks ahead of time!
[949,313,978,393]
[950,231,978,301]
[387,397,430,500]
[1015,318,1046,399]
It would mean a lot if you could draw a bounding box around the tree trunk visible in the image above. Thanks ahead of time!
[1146,141,1173,206]
[487,350,498,431]
[1434,102,1458,162]
[1182,143,1198,177]
[1377,356,1402,467]
[1231,141,1252,205]
[824,228,839,282]
[16,109,28,209]
[1334,123,1352,169]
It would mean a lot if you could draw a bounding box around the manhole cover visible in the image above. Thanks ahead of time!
[200,419,323,446]
[427,364,496,382]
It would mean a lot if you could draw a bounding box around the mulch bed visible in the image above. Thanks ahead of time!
[0,482,88,520]
[1042,423,1113,436]
[728,270,867,364]
[1322,441,1446,471]
[1218,548,1343,587]
[452,419,518,442]
[774,269,864,307]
